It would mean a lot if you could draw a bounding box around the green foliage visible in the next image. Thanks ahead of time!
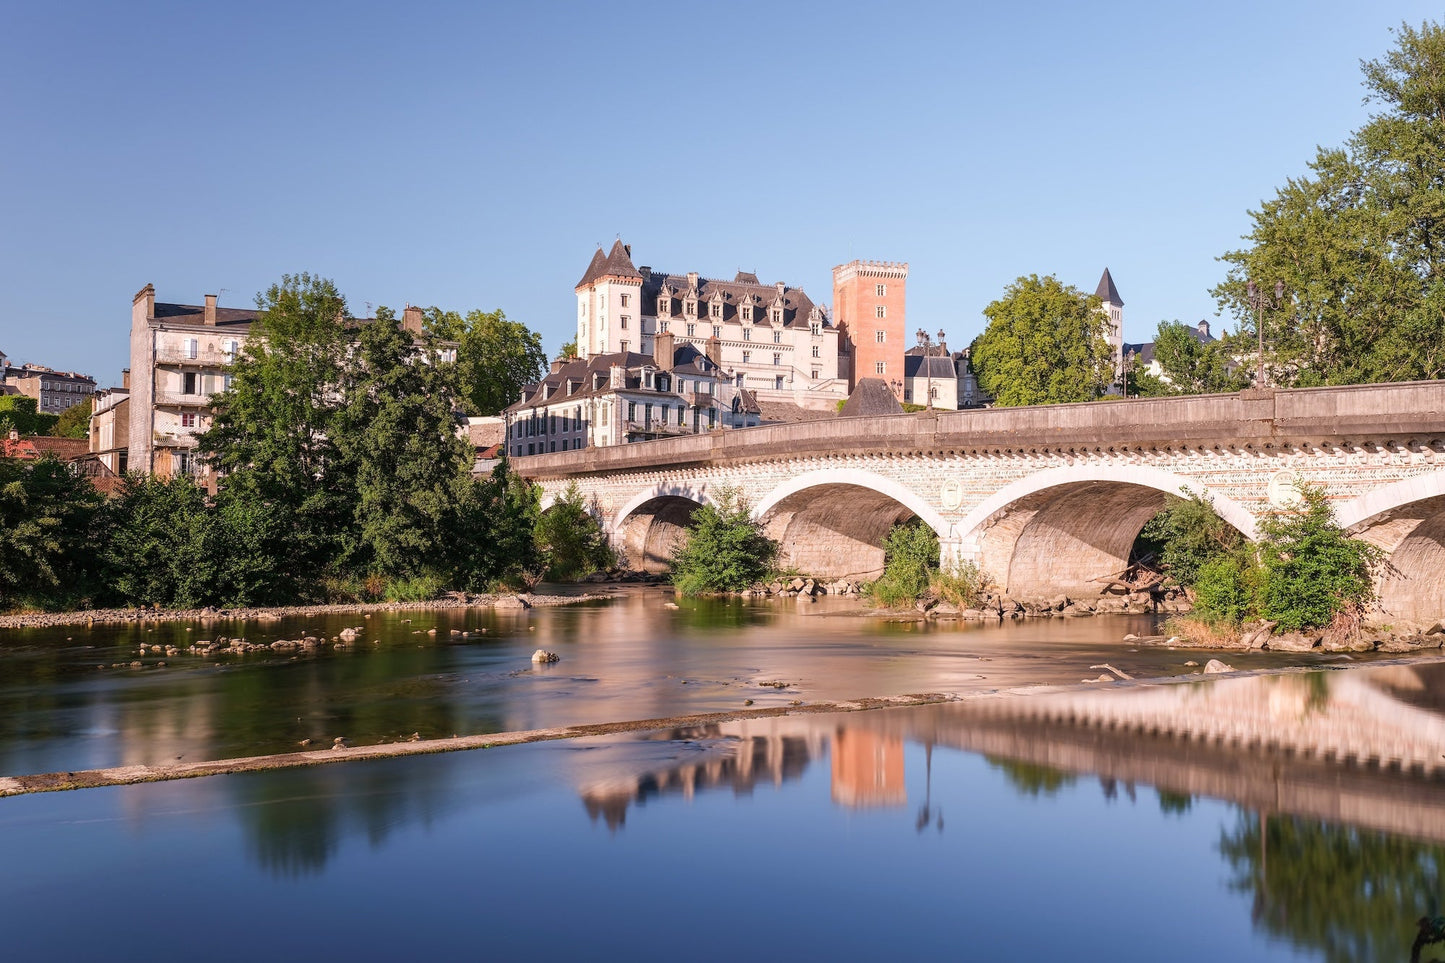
[1255,485,1380,632]
[198,273,354,589]
[534,482,613,581]
[50,398,92,438]
[425,307,547,416]
[557,336,578,360]
[101,474,216,608]
[0,396,59,436]
[866,521,939,607]
[334,307,471,582]
[931,557,986,608]
[1136,490,1243,586]
[970,274,1115,406]
[670,487,777,596]
[1192,551,1259,626]
[1215,21,1445,386]
[1123,357,1172,398]
[0,455,105,610]
[987,758,1076,798]
[382,573,446,602]
[448,460,541,591]
[1220,811,1445,963]
[1151,322,1247,395]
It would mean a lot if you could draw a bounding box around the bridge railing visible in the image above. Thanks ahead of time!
[514,379,1445,478]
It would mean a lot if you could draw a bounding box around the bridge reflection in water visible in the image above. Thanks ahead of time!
[576,664,1445,843]
[573,664,1445,960]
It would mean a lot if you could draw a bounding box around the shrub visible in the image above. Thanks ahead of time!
[1192,551,1258,626]
[534,482,613,580]
[1135,490,1242,587]
[932,557,986,608]
[670,487,777,596]
[866,521,939,608]
[383,573,446,602]
[1255,484,1379,631]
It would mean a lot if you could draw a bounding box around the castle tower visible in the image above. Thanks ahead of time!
[576,240,645,358]
[833,260,908,392]
[1095,268,1124,387]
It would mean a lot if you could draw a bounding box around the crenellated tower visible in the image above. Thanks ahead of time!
[833,259,908,392]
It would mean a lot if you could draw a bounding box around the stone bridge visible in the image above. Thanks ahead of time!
[515,381,1445,622]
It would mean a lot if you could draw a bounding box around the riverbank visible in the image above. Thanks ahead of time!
[0,591,612,631]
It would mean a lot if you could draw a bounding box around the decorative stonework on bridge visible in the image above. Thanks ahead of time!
[516,382,1445,623]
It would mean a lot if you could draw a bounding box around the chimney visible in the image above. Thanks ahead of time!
[402,305,424,335]
[654,330,675,371]
[610,364,626,389]
[121,368,131,389]
[550,358,566,374]
[203,294,218,325]
[639,266,651,280]
[705,335,722,368]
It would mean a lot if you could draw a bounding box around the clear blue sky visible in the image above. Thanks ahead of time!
[2,0,1439,384]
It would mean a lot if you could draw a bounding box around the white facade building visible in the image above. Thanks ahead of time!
[574,241,846,411]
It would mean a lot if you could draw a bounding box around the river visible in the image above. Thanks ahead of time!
[2,590,1441,961]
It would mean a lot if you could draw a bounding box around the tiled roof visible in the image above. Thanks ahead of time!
[755,400,836,424]
[644,272,820,329]
[505,345,722,414]
[599,239,642,280]
[903,355,957,379]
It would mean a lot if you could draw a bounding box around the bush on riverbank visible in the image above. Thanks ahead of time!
[866,522,939,607]
[534,482,613,581]
[1158,484,1379,635]
[670,487,777,596]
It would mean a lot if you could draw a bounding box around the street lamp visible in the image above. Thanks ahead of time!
[1246,280,1285,387]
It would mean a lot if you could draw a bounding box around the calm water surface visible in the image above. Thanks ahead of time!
[0,588,1377,776]
[4,666,1445,962]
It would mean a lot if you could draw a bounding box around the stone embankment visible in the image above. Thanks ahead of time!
[0,592,606,631]
[917,588,1193,622]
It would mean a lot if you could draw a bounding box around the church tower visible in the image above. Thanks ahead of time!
[833,260,908,392]
[1095,268,1124,386]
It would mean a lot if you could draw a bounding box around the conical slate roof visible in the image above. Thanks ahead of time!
[576,247,606,289]
[840,378,903,417]
[599,239,642,280]
[1095,268,1123,306]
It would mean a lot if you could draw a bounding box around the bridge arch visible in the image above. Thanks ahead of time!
[752,468,949,580]
[1337,470,1445,624]
[612,483,716,574]
[955,465,1259,599]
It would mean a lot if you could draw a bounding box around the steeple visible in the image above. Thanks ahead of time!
[1095,268,1123,306]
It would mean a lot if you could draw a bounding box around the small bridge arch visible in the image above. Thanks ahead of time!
[612,483,715,574]
[954,464,1259,598]
[752,468,950,580]
[1337,469,1445,623]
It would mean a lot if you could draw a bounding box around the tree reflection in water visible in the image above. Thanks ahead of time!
[1219,811,1445,963]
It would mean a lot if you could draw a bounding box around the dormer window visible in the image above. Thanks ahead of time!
[741,304,753,323]
[657,295,670,316]
[710,302,721,319]
[810,322,822,336]
[684,299,697,319]
[771,308,782,324]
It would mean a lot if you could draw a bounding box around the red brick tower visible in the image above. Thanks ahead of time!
[833,260,908,393]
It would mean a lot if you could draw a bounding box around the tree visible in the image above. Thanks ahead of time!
[0,455,105,610]
[866,521,939,607]
[1215,21,1445,386]
[197,273,354,591]
[534,482,613,580]
[0,396,59,436]
[970,275,1114,406]
[425,307,547,415]
[557,336,578,361]
[1254,485,1380,632]
[50,398,92,439]
[670,487,777,596]
[1123,356,1172,398]
[102,474,218,608]
[333,307,471,581]
[1151,322,1247,394]
[449,459,541,590]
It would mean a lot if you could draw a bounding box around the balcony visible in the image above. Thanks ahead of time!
[155,348,235,368]
[154,390,215,408]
